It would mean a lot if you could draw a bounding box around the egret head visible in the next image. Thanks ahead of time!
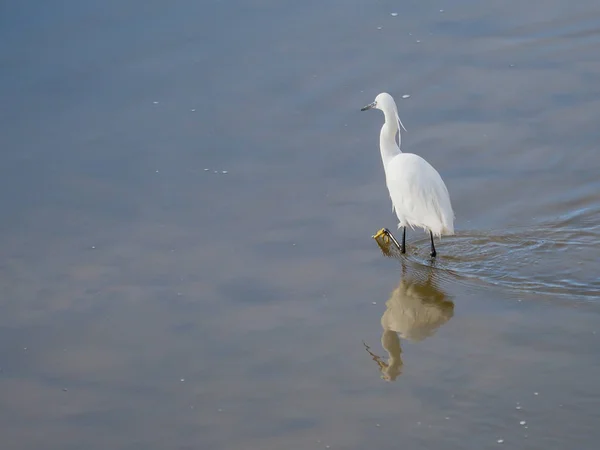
[361,92,406,131]
[361,92,395,112]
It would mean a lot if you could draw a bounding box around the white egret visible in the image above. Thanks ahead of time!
[361,93,455,257]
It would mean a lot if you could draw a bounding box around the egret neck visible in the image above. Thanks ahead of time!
[379,114,401,168]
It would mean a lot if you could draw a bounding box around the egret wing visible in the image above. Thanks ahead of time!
[385,153,454,236]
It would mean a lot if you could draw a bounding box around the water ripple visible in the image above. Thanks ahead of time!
[376,208,600,303]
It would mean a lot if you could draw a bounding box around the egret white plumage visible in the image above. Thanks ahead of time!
[361,93,455,257]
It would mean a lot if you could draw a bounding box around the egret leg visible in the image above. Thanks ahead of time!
[429,231,437,258]
[401,227,406,254]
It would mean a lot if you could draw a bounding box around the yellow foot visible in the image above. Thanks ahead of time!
[372,228,389,241]
[372,228,402,255]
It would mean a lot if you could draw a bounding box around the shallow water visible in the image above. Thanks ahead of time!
[1,0,599,449]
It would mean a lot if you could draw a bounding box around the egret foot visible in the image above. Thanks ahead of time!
[372,228,388,241]
[372,228,402,254]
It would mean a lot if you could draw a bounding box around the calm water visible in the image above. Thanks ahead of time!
[1,1,599,449]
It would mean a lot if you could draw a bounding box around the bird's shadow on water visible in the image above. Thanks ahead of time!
[364,234,455,381]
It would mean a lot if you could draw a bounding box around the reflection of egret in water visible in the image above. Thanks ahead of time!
[365,229,455,381]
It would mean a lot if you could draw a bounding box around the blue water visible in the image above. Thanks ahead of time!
[1,1,599,449]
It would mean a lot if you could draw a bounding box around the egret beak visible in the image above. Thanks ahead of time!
[361,101,376,111]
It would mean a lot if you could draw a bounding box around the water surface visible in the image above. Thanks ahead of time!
[1,1,599,449]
